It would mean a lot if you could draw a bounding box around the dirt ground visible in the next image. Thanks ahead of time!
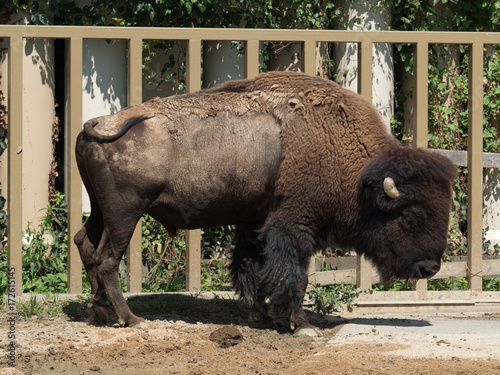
[1,294,500,375]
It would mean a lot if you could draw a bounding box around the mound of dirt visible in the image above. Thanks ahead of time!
[209,326,243,348]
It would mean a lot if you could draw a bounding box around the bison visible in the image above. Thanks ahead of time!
[75,71,455,335]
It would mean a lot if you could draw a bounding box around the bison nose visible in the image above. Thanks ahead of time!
[414,260,441,279]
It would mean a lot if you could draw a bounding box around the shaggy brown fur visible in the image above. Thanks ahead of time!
[75,71,455,335]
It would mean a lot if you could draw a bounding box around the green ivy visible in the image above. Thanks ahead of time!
[0,192,70,294]
[2,0,345,29]
[308,283,359,314]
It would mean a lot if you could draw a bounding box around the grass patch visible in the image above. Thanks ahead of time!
[1,294,90,321]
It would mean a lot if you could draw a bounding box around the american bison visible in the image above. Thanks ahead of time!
[75,71,455,335]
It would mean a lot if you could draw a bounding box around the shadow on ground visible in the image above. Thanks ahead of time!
[62,293,357,333]
[346,317,432,327]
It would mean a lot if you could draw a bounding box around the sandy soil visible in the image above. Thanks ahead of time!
[1,294,500,375]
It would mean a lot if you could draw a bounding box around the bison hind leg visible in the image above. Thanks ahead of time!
[230,224,274,328]
[74,210,109,324]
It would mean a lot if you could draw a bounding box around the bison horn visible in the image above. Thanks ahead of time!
[383,177,400,199]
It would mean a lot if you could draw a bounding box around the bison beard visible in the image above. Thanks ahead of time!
[74,71,455,335]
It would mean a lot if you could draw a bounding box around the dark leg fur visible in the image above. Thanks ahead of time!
[231,224,274,328]
[258,227,317,334]
[230,224,262,305]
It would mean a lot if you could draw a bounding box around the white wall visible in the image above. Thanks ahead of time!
[484,168,500,253]
[71,39,127,213]
[203,41,244,88]
[0,40,9,214]
[0,35,55,228]
[22,38,56,226]
[334,0,394,131]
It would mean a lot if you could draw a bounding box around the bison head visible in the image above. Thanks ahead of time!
[356,147,456,283]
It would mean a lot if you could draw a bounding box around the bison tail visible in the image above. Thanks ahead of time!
[258,227,311,317]
[83,114,153,143]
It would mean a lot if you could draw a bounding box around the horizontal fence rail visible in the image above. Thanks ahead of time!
[2,25,500,311]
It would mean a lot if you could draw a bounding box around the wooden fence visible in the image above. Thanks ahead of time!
[3,25,500,311]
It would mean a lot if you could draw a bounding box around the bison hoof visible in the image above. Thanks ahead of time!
[294,326,322,337]
[249,312,275,330]
[126,317,148,329]
[87,302,108,324]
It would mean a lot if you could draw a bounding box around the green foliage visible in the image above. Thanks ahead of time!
[19,193,69,294]
[0,192,92,295]
[201,258,232,291]
[372,280,413,291]
[141,215,186,292]
[373,275,500,292]
[2,0,344,29]
[427,277,468,291]
[391,0,500,32]
[200,226,233,291]
[483,275,500,291]
[445,168,468,257]
[201,226,234,257]
[140,215,234,292]
[308,283,359,315]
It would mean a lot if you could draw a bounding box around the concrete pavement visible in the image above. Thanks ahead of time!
[328,312,500,359]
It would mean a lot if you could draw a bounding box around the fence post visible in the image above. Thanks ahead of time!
[356,40,373,289]
[185,39,202,292]
[185,229,201,292]
[467,42,484,291]
[245,39,260,79]
[413,41,429,292]
[302,39,316,76]
[126,37,144,293]
[7,35,23,297]
[67,37,83,294]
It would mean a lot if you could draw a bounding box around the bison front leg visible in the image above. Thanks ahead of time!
[258,226,320,336]
[289,268,321,337]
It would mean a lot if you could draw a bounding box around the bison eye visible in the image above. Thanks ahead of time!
[400,212,417,230]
